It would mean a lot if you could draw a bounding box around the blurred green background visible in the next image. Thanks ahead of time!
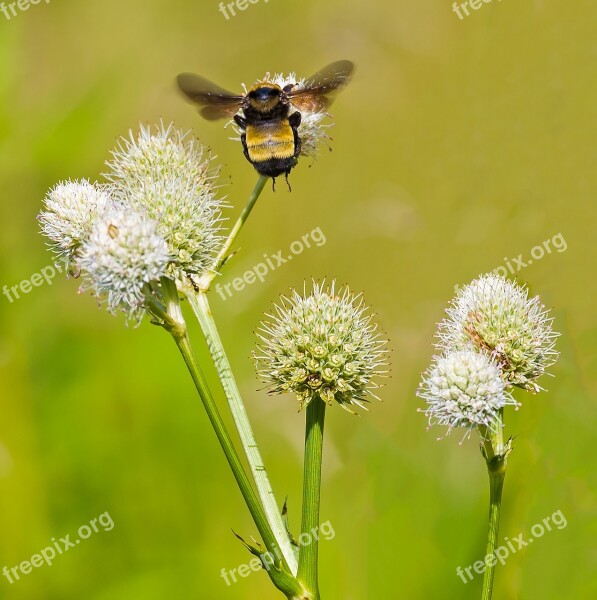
[0,0,595,598]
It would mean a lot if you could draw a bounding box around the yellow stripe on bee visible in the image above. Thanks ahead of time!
[246,122,295,162]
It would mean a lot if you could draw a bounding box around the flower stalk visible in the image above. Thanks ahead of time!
[198,174,268,291]
[186,290,298,575]
[154,280,303,598]
[254,282,388,598]
[173,334,303,597]
[297,398,327,600]
[479,410,511,600]
[418,274,559,600]
[183,174,297,573]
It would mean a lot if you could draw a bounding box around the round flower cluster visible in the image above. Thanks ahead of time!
[38,122,225,321]
[255,282,388,413]
[39,179,110,267]
[418,349,518,436]
[105,122,224,280]
[418,274,559,438]
[79,208,170,319]
[437,274,559,393]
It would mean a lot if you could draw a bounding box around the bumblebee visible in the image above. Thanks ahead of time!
[176,60,354,187]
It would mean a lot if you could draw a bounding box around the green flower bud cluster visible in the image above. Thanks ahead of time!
[255,282,388,412]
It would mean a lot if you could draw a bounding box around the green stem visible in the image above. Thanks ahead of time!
[173,334,303,597]
[186,291,298,575]
[297,398,327,600]
[481,466,506,600]
[151,280,303,598]
[198,174,268,291]
[480,410,510,600]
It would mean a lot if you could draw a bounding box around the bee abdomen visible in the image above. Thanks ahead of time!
[246,122,295,162]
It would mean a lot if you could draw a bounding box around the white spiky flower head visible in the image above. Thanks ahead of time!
[418,349,519,438]
[104,122,225,281]
[230,73,333,159]
[254,281,388,413]
[79,207,170,321]
[437,274,559,393]
[39,179,111,267]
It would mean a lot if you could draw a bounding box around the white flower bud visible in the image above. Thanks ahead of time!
[418,349,519,437]
[79,208,169,321]
[39,179,110,266]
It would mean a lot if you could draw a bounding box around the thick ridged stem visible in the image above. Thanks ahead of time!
[297,398,327,600]
[186,291,298,574]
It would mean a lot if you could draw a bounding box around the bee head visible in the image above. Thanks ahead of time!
[247,84,283,113]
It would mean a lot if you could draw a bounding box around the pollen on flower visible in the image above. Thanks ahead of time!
[254,281,388,412]
[417,349,519,438]
[437,274,559,393]
[79,207,170,321]
[39,179,111,267]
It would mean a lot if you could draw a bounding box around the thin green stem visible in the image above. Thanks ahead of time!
[198,174,268,291]
[297,398,327,600]
[149,280,303,598]
[480,409,510,600]
[186,291,298,575]
[173,334,303,597]
[481,466,506,600]
[175,336,269,542]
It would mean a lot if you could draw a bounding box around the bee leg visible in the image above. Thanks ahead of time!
[240,133,250,163]
[294,135,302,159]
[284,172,292,192]
[271,177,277,192]
[237,116,250,163]
[289,111,302,128]
[289,112,302,160]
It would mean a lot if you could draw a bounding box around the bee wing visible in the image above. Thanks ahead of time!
[286,60,354,113]
[198,104,244,121]
[177,73,245,121]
